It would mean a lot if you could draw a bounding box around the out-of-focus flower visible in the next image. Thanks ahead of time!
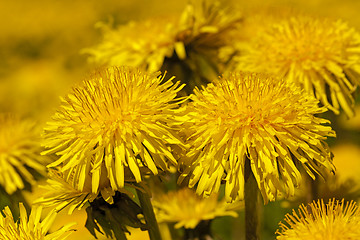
[276,199,360,240]
[170,1,242,92]
[34,170,104,213]
[0,202,75,240]
[42,66,185,196]
[83,1,241,92]
[0,114,48,194]
[237,15,360,117]
[83,16,179,73]
[177,1,241,64]
[179,72,335,203]
[152,188,238,229]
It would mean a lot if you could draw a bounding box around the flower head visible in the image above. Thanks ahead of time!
[0,202,75,240]
[83,1,241,88]
[179,72,335,203]
[276,199,360,240]
[177,1,241,57]
[84,16,179,73]
[152,188,238,229]
[34,169,104,214]
[42,66,185,194]
[0,114,47,194]
[237,15,360,117]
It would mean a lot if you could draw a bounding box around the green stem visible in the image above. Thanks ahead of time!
[136,189,162,240]
[304,173,319,203]
[245,162,261,240]
[310,177,320,202]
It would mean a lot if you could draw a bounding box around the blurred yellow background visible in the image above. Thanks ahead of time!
[1,0,360,239]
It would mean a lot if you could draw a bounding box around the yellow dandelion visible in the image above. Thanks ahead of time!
[0,114,47,194]
[178,72,335,203]
[42,66,185,195]
[276,199,360,240]
[152,188,238,229]
[177,1,241,58]
[84,16,179,73]
[238,15,360,117]
[0,202,75,240]
[83,2,241,81]
[34,169,104,214]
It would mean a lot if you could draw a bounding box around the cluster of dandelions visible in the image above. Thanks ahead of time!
[83,1,242,94]
[40,66,336,210]
[84,1,241,71]
[4,1,360,239]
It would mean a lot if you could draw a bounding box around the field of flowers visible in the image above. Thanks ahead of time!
[1,0,360,239]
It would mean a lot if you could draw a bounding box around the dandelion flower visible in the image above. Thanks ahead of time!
[276,199,360,240]
[84,16,179,73]
[238,16,360,117]
[179,72,335,203]
[34,169,104,214]
[152,188,238,229]
[42,66,185,195]
[177,1,241,61]
[0,202,75,240]
[83,2,241,88]
[172,1,242,92]
[0,114,47,194]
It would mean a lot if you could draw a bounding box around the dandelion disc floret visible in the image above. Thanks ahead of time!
[276,199,360,240]
[42,66,185,194]
[238,15,360,117]
[179,72,335,203]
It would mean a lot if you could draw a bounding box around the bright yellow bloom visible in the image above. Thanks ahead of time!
[0,202,75,240]
[34,170,103,213]
[237,15,360,117]
[276,199,360,240]
[152,188,238,229]
[83,2,241,75]
[179,72,335,203]
[42,66,185,195]
[0,114,47,194]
